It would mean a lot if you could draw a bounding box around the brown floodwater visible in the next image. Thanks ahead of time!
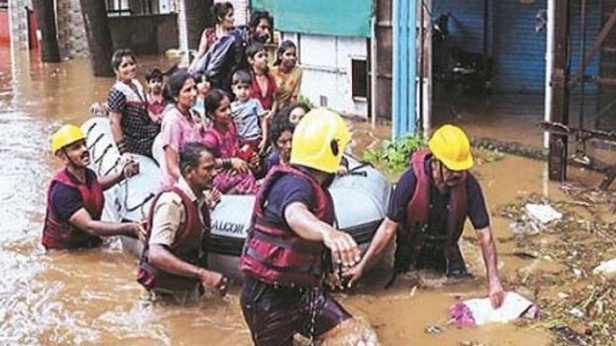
[0,46,607,345]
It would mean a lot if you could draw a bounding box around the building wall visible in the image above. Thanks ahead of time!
[56,0,90,58]
[284,33,368,118]
[109,14,178,55]
[9,0,29,50]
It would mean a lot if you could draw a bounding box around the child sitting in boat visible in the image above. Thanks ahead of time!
[246,42,278,117]
[145,68,166,123]
[191,71,211,124]
[203,89,259,195]
[230,70,269,154]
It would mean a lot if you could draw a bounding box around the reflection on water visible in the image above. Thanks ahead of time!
[1,45,607,345]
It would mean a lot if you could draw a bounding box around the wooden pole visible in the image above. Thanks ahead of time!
[79,0,114,77]
[548,0,571,181]
[32,0,60,62]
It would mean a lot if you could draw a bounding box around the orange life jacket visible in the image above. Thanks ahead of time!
[137,186,210,292]
[42,169,104,250]
[240,165,334,288]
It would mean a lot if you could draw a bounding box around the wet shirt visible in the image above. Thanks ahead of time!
[149,177,207,247]
[108,80,160,157]
[261,174,316,227]
[387,156,490,231]
[50,169,98,221]
[230,98,266,140]
[266,150,281,173]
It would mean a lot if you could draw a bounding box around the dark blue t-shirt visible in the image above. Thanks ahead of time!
[50,169,98,222]
[261,174,316,227]
[387,156,489,230]
[266,150,281,173]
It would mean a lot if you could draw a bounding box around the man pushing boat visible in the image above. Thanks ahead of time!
[137,142,228,302]
[239,109,378,345]
[42,124,143,250]
[345,124,506,309]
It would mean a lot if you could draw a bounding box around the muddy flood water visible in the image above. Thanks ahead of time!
[0,47,612,345]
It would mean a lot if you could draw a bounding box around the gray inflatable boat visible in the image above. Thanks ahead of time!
[82,117,392,280]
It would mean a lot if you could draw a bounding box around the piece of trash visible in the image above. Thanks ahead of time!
[508,221,539,235]
[524,204,563,224]
[549,326,588,346]
[569,308,584,318]
[557,292,569,299]
[449,292,539,327]
[593,258,616,276]
[510,251,538,259]
[424,325,443,335]
[572,268,582,278]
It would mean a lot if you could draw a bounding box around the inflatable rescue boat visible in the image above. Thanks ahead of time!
[82,117,392,280]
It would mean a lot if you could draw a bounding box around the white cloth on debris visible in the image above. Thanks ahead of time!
[594,258,616,276]
[524,204,562,224]
[463,292,535,325]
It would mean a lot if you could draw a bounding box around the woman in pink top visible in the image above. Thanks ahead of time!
[160,70,205,189]
[203,89,259,195]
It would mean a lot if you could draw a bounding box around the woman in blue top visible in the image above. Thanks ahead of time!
[266,112,295,173]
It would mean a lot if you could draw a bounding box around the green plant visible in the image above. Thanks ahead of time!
[297,95,316,110]
[362,135,427,173]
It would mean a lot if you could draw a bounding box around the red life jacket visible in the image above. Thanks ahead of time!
[137,186,210,292]
[240,165,334,288]
[42,169,104,250]
[393,149,468,274]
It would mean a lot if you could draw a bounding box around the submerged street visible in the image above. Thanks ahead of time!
[2,47,614,345]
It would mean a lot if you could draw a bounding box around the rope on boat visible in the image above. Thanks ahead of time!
[86,121,98,135]
[95,144,113,173]
[103,157,121,177]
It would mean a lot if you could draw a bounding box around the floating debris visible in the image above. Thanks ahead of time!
[498,191,616,344]
[424,325,443,335]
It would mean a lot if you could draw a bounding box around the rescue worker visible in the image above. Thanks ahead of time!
[43,124,143,250]
[239,109,377,345]
[345,124,506,308]
[138,142,228,302]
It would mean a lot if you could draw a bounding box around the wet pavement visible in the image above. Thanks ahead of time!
[0,46,611,345]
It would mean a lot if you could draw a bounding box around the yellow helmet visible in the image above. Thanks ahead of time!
[290,108,351,173]
[51,124,86,153]
[428,124,474,171]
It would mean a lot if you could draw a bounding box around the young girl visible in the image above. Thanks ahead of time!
[107,49,160,157]
[246,42,278,115]
[159,70,205,189]
[145,68,166,123]
[271,40,303,108]
[191,71,212,127]
[203,89,259,195]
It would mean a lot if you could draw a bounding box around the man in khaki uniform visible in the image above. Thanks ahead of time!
[138,142,227,302]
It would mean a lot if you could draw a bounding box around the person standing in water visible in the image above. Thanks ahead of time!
[138,142,228,302]
[42,125,143,250]
[240,109,378,345]
[344,125,505,308]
